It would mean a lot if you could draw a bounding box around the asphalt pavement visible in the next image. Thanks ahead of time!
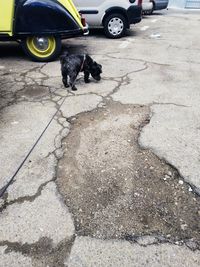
[0,8,200,267]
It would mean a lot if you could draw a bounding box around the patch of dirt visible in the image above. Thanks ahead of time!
[19,85,49,99]
[57,102,200,246]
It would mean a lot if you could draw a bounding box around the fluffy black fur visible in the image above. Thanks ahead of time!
[60,52,102,91]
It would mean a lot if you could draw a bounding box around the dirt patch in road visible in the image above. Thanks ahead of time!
[57,102,200,246]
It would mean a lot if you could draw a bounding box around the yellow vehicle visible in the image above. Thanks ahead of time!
[0,0,88,61]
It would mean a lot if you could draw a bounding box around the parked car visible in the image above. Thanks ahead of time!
[0,0,88,61]
[151,0,169,13]
[73,0,143,39]
[142,0,154,15]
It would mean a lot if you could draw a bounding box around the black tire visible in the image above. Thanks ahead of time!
[103,13,127,39]
[21,35,61,62]
[144,9,153,15]
[150,2,155,15]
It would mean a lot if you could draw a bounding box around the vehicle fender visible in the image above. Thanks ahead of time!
[103,6,129,27]
[14,0,80,35]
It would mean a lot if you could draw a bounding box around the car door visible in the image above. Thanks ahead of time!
[73,0,104,27]
[0,0,14,34]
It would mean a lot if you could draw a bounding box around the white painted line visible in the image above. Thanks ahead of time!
[140,26,150,31]
[119,41,130,49]
[151,19,158,23]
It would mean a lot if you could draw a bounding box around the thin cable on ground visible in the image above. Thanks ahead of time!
[0,95,68,198]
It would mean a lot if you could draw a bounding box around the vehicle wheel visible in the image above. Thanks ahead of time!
[21,35,61,62]
[144,9,153,15]
[150,2,155,15]
[104,13,127,39]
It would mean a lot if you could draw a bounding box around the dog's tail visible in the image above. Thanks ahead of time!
[60,51,69,64]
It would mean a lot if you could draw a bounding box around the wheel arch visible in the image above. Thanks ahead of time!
[102,7,129,28]
[14,0,80,36]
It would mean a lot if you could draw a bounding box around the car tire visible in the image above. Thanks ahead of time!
[21,35,61,62]
[144,9,153,15]
[150,2,155,14]
[104,13,127,39]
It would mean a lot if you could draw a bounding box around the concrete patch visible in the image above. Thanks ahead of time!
[57,102,200,244]
[6,112,70,201]
[75,79,118,97]
[41,62,61,78]
[0,102,56,190]
[139,105,200,190]
[98,57,146,78]
[67,236,200,267]
[60,94,102,118]
[112,64,200,107]
[0,246,33,267]
[0,183,74,245]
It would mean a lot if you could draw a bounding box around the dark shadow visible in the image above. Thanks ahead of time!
[61,42,88,55]
[0,41,27,60]
[151,11,166,16]
[88,28,105,38]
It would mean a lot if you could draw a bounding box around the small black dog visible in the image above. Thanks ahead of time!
[60,52,102,91]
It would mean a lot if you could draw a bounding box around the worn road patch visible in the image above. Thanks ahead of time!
[57,102,200,246]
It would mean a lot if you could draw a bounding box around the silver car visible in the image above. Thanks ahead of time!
[73,0,143,38]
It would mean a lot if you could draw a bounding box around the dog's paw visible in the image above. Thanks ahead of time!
[85,79,91,84]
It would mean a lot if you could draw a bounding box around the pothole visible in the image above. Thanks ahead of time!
[57,101,200,246]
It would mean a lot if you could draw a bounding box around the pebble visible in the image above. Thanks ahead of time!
[186,240,198,251]
[179,180,184,185]
[188,187,193,192]
[181,224,188,230]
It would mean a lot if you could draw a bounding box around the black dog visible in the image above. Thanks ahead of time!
[60,52,102,91]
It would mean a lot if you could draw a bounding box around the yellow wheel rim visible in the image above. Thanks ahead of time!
[26,36,56,58]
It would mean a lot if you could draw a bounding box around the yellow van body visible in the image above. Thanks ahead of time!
[0,0,15,35]
[0,0,83,36]
[0,0,87,61]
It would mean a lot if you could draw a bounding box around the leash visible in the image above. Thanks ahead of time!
[80,54,86,72]
[0,94,69,198]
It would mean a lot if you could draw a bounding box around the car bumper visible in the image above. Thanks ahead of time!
[142,2,153,11]
[127,6,142,25]
[154,3,168,10]
[83,24,89,35]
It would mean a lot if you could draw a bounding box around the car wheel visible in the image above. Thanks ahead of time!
[22,35,61,62]
[150,2,155,14]
[104,13,127,39]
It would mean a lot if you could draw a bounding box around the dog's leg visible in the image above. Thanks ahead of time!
[62,70,69,88]
[84,70,90,83]
[62,76,69,88]
[69,73,78,91]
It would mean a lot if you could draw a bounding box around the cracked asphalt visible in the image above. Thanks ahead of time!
[1,9,200,267]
